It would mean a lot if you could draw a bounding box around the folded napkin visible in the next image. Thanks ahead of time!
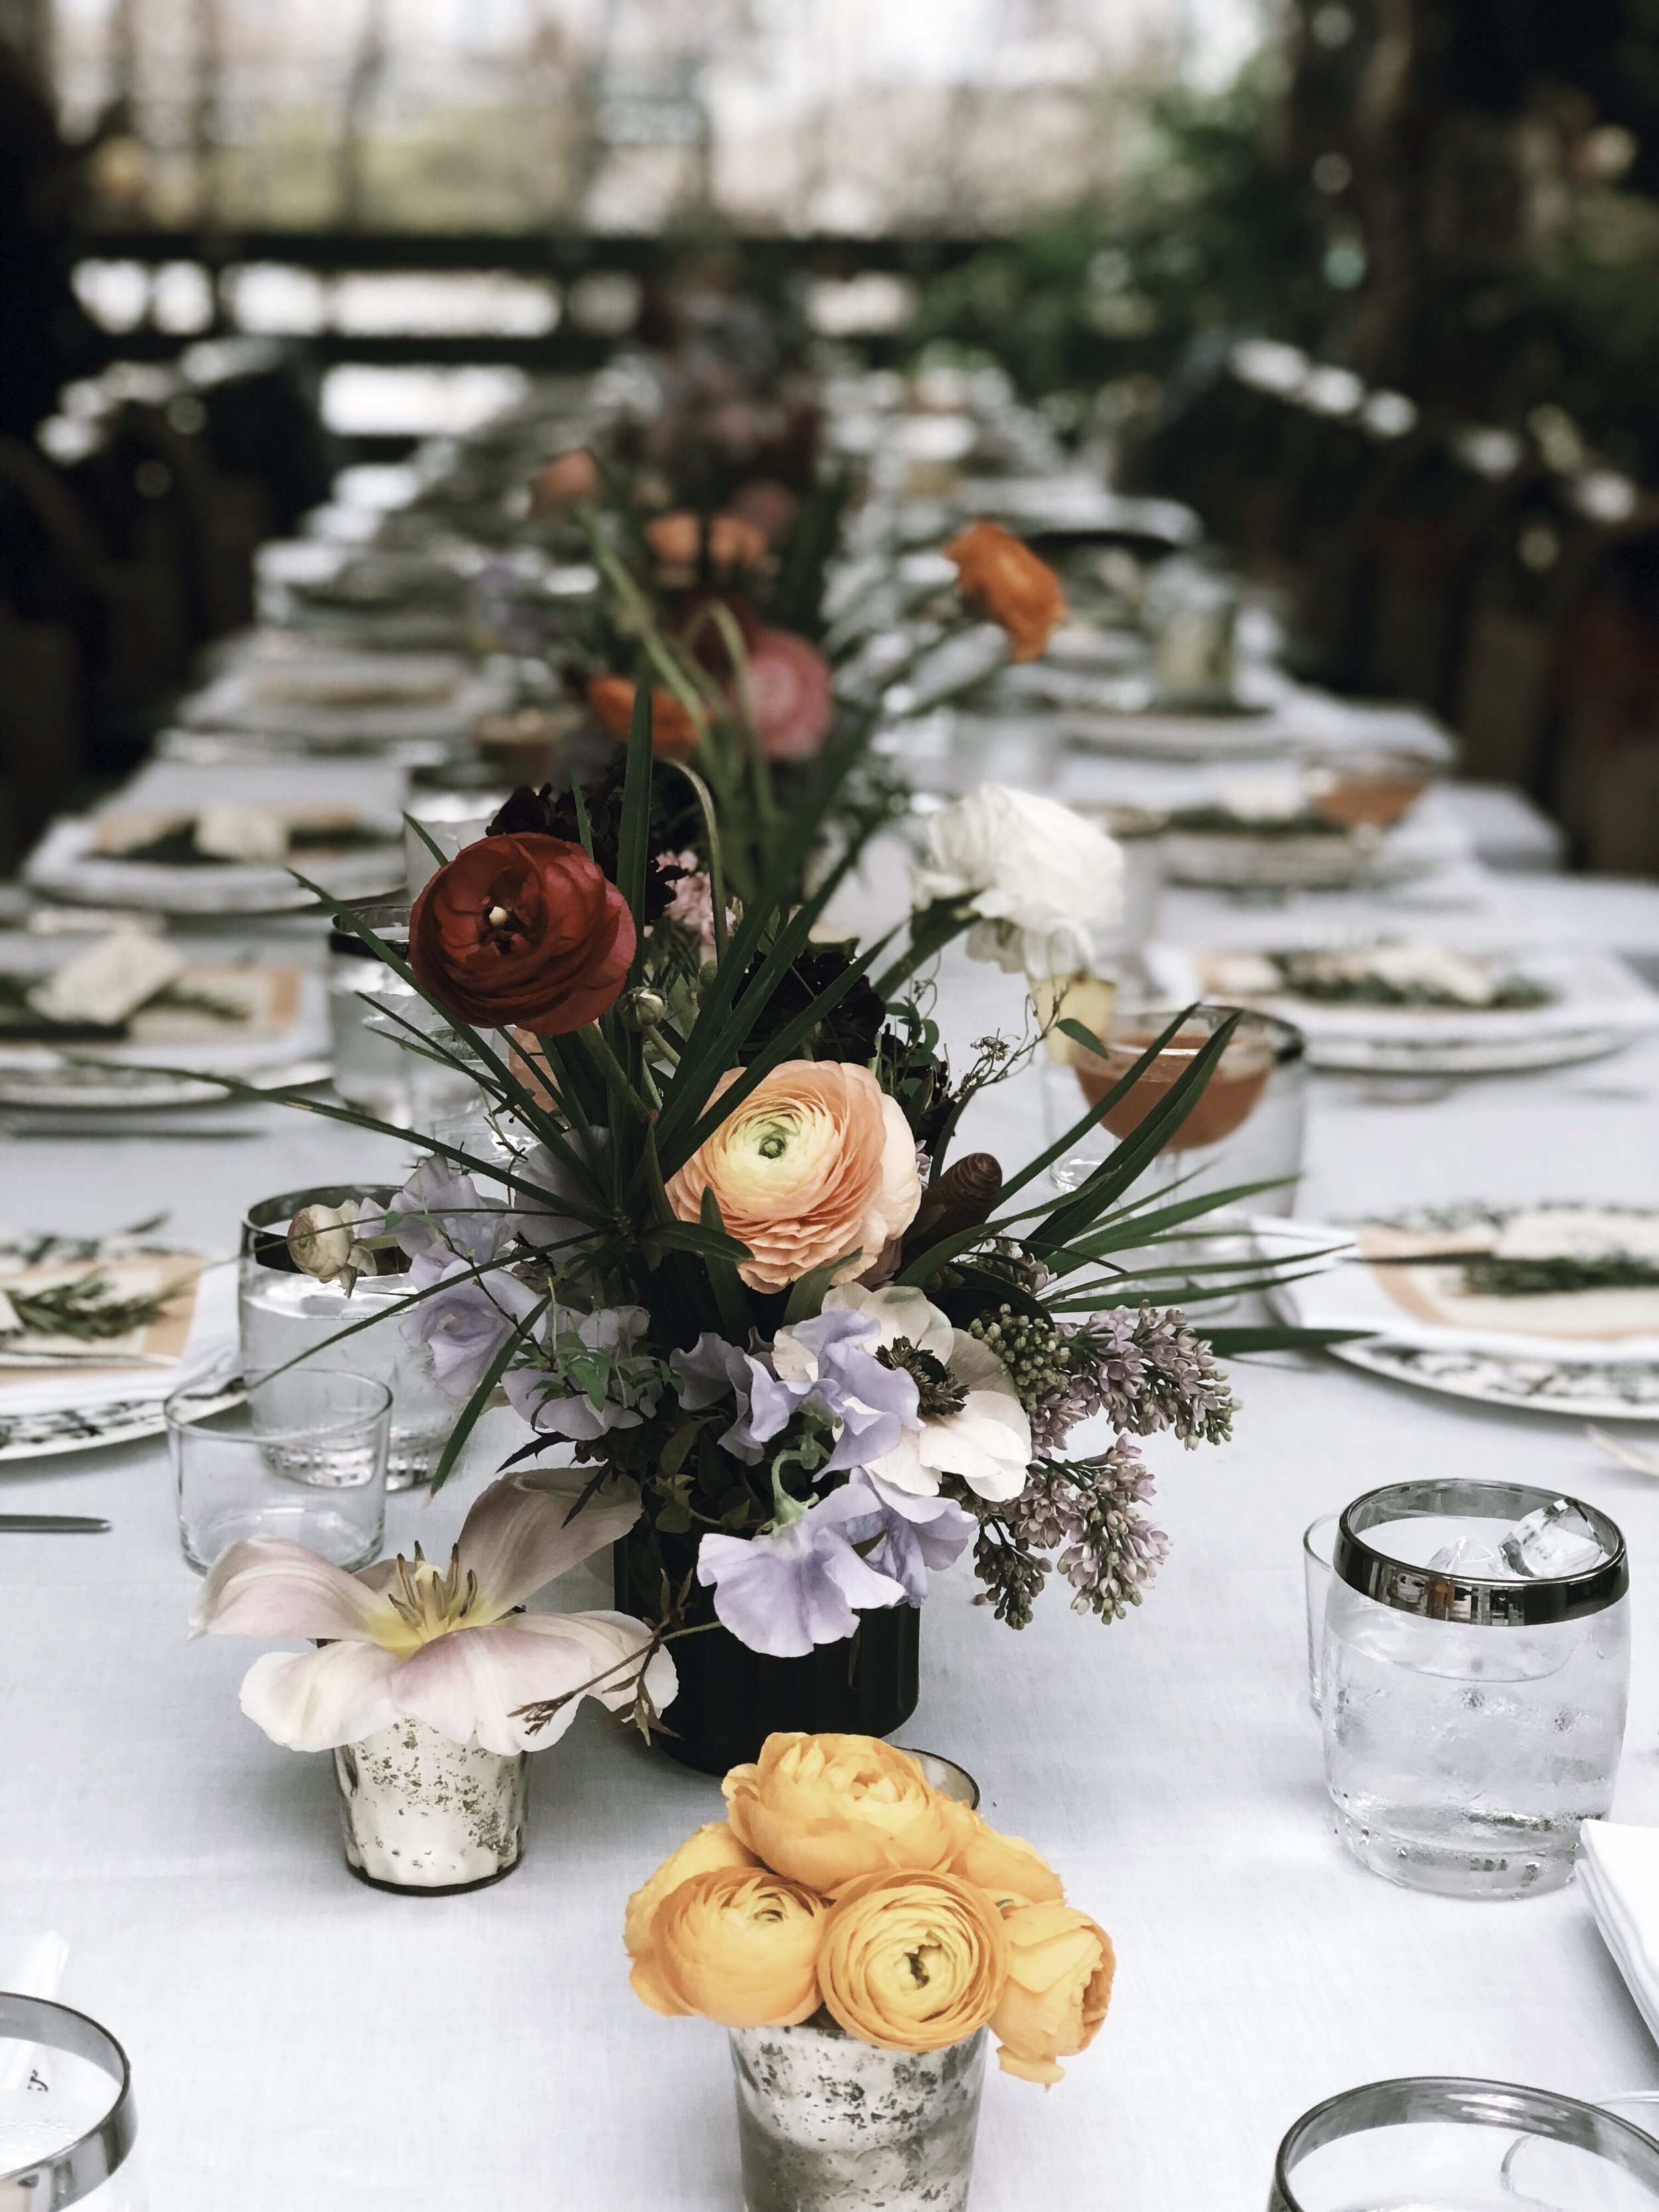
[1580,1822,1659,2048]
[0,1256,238,1420]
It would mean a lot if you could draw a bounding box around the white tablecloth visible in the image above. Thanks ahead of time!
[6,843,1659,2209]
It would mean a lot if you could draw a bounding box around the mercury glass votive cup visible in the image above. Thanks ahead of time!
[1321,1479,1629,1899]
[1302,1514,1339,1716]
[1269,2076,1659,2211]
[0,1994,144,2211]
[169,1369,390,1574]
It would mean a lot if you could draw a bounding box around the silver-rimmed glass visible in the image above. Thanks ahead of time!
[1302,1512,1338,1715]
[240,1185,454,1491]
[1270,2076,1659,2210]
[169,1368,390,1573]
[0,1994,143,2210]
[1322,1479,1630,1897]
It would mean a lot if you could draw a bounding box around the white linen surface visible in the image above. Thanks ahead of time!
[7,855,1659,2209]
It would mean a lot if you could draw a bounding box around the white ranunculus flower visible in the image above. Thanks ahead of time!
[912,784,1125,977]
[826,1285,1032,1505]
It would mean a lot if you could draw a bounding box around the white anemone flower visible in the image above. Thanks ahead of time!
[823,1284,1032,1504]
[192,1469,674,1756]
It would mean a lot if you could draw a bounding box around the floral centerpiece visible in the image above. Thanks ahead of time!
[206,618,1320,1771]
[624,1732,1112,2210]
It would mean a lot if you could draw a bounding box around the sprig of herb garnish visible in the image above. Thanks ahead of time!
[1461,1254,1659,1297]
[1,1273,171,1341]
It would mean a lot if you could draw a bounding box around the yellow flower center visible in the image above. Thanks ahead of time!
[375,1543,493,1656]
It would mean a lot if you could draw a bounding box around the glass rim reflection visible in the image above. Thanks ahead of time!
[0,1992,138,2201]
[164,1370,393,1447]
[1271,2074,1659,2211]
[1334,1477,1628,1627]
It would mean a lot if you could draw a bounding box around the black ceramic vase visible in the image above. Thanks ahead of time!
[614,1525,920,1775]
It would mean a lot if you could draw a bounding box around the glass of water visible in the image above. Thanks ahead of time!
[1269,2076,1659,2210]
[0,1994,144,2211]
[1322,1479,1629,1899]
[241,1185,455,1491]
[169,1368,390,1573]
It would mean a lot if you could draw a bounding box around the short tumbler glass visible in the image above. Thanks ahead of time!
[0,1994,144,2211]
[1270,2075,1659,2211]
[169,1369,390,1573]
[1321,1479,1629,1899]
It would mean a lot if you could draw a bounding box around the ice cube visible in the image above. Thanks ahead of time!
[1427,1536,1507,1577]
[1500,1498,1605,1580]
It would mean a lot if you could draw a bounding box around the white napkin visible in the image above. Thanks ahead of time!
[1579,1821,1659,2047]
[0,1258,238,1418]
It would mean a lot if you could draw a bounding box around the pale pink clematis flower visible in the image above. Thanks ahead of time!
[192,1469,674,1756]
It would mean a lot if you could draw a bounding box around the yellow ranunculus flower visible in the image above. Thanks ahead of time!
[938,1801,1066,1907]
[644,1866,826,2029]
[989,1900,1116,2085]
[723,1733,958,1895]
[818,1870,1010,2053]
[624,1822,758,1962]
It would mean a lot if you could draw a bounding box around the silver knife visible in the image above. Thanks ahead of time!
[0,1514,112,1532]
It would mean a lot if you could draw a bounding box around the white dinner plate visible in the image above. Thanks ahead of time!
[24,815,405,915]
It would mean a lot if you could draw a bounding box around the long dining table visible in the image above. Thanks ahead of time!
[5,767,1659,2211]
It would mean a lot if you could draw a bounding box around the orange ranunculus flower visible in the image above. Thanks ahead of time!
[587,676,703,763]
[818,1871,1010,2053]
[642,1866,826,2028]
[942,520,1066,662]
[624,1822,761,2014]
[723,1733,957,1895]
[664,1063,920,1294]
[646,510,769,572]
[989,1901,1115,2085]
[938,1801,1066,1906]
[407,833,634,1035]
[530,447,601,513]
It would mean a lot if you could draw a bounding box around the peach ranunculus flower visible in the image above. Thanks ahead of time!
[723,1733,958,1895]
[646,510,769,573]
[989,1901,1116,2085]
[943,520,1066,662]
[530,447,602,513]
[939,1801,1066,1906]
[818,1870,1010,2052]
[640,1865,826,2028]
[624,1821,758,1966]
[587,676,704,762]
[664,1063,920,1294]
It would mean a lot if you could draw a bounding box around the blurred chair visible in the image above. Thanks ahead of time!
[1549,527,1659,871]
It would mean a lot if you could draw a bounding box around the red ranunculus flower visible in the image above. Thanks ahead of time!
[740,628,834,761]
[409,834,635,1035]
[943,520,1066,662]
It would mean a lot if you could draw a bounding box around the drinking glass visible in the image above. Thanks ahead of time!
[1304,745,1441,834]
[327,899,415,1122]
[403,764,510,897]
[0,1994,144,2211]
[1303,1513,1339,1716]
[1269,2076,1659,2210]
[241,1185,454,1491]
[1322,1479,1629,1899]
[169,1368,390,1573]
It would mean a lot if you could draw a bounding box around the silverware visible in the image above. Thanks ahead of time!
[0,1121,259,1141]
[0,1514,111,1532]
[1587,1425,1659,1477]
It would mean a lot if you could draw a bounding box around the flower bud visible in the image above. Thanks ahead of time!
[617,986,668,1032]
[287,1203,359,1283]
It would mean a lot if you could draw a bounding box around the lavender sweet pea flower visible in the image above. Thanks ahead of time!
[770,1309,919,1472]
[670,1334,806,1461]
[835,1474,976,1606]
[390,1157,511,1269]
[401,1258,543,1398]
[502,1305,662,1439]
[696,1487,908,1659]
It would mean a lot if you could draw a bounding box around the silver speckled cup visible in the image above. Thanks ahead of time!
[729,2020,985,2212]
